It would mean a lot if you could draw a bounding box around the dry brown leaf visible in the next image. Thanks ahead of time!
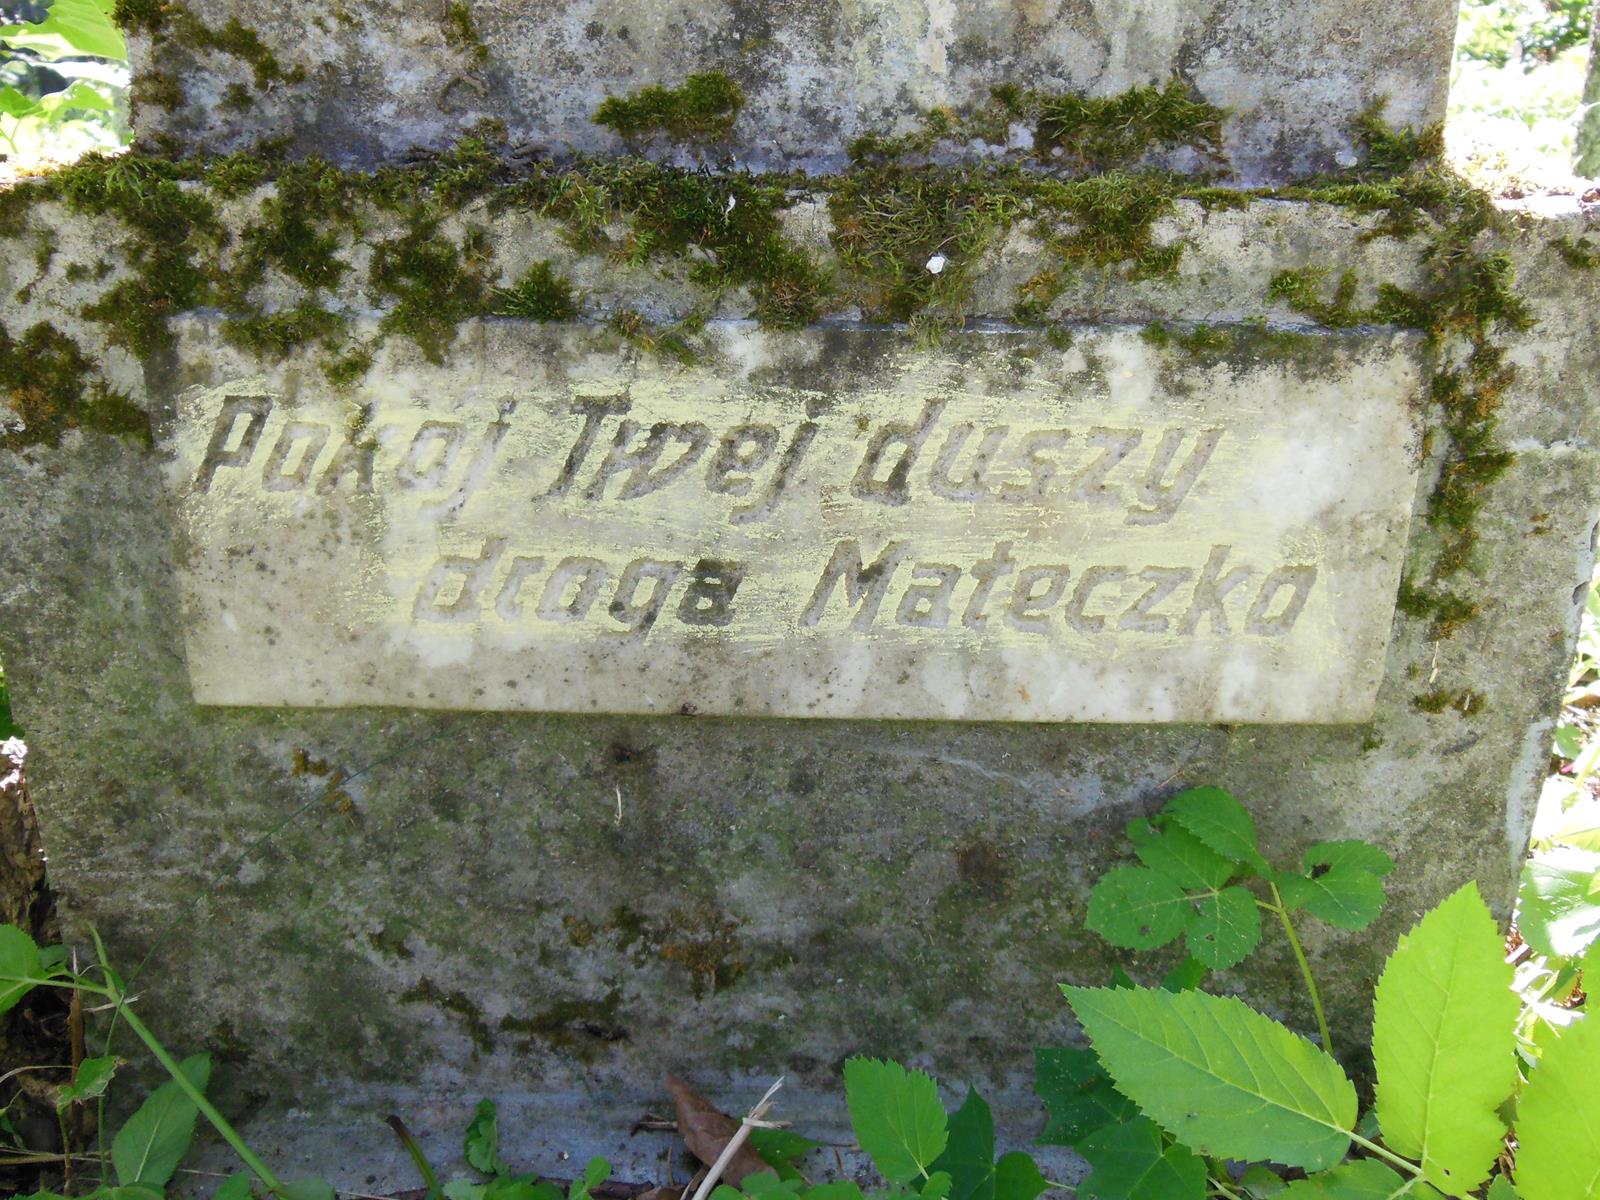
[666,1076,775,1186]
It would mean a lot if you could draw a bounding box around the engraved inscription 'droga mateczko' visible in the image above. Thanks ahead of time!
[165,326,1423,722]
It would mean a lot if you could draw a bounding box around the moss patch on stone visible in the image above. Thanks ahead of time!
[593,72,745,144]
[0,321,149,450]
[492,260,578,320]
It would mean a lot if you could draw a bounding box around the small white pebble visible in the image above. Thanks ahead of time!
[926,253,947,274]
[1335,149,1359,168]
[725,195,737,214]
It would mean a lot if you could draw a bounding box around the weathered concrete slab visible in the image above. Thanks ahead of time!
[164,322,1422,723]
[126,0,1459,182]
[2,167,1598,1187]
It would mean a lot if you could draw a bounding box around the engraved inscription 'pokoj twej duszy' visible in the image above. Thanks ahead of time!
[162,322,1423,722]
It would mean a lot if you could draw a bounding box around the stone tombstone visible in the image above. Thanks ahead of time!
[1,0,1598,1186]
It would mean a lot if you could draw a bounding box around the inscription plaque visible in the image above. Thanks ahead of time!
[163,323,1423,722]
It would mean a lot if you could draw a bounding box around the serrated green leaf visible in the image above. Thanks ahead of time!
[1033,1047,1135,1147]
[921,1172,953,1200]
[1276,841,1393,932]
[1184,885,1261,968]
[1281,1161,1442,1199]
[1134,824,1235,891]
[1160,958,1207,992]
[464,1098,504,1175]
[213,1172,253,1200]
[1372,883,1518,1196]
[57,1055,118,1110]
[1087,868,1189,951]
[0,924,49,1016]
[1077,1116,1205,1200]
[992,1153,1046,1200]
[930,1090,995,1200]
[1063,985,1356,1170]
[844,1058,948,1185]
[1162,788,1268,871]
[444,1183,485,1200]
[112,1053,211,1188]
[1518,847,1600,959]
[1484,1178,1516,1200]
[1514,1010,1600,1200]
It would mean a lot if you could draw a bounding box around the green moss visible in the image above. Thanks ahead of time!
[493,260,577,320]
[1551,235,1600,270]
[0,321,151,450]
[1411,689,1486,716]
[112,0,171,35]
[368,219,494,363]
[593,72,745,143]
[220,82,253,112]
[1351,99,1444,175]
[222,302,348,357]
[609,308,708,365]
[398,976,494,1054]
[1026,80,1228,172]
[170,12,306,89]
[501,993,626,1056]
[852,80,1228,174]
[321,345,374,390]
[442,2,489,64]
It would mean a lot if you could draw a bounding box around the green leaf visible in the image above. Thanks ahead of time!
[213,1174,253,1200]
[568,1157,609,1200]
[991,1153,1047,1200]
[1062,985,1356,1170]
[1161,787,1268,871]
[1086,868,1189,951]
[444,1183,485,1200]
[465,1098,504,1175]
[277,1182,336,1200]
[921,1173,953,1200]
[1372,884,1518,1196]
[1277,842,1395,931]
[1033,1047,1134,1147]
[1484,1178,1516,1200]
[1514,1008,1600,1200]
[0,0,126,60]
[0,924,50,1016]
[106,1187,167,1200]
[750,1128,820,1161]
[807,1186,866,1200]
[111,1053,211,1188]
[1077,1117,1205,1200]
[1239,1166,1287,1199]
[1518,847,1600,959]
[844,1058,948,1185]
[929,1090,994,1200]
[0,85,41,118]
[1185,885,1261,969]
[57,1055,118,1110]
[1281,1161,1442,1199]
[1159,958,1207,992]
[1134,823,1235,891]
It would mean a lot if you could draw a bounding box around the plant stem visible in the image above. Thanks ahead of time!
[113,1002,286,1197]
[1209,1180,1246,1200]
[1267,882,1333,1056]
[1347,1132,1424,1178]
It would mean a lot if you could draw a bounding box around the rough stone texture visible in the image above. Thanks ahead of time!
[163,322,1423,723]
[127,0,1459,183]
[2,180,1599,1182]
